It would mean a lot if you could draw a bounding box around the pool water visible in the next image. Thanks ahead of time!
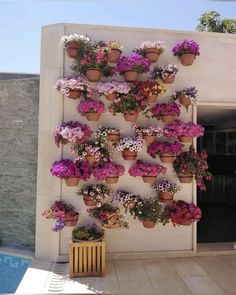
[0,253,31,293]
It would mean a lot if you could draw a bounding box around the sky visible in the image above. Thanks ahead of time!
[0,0,235,73]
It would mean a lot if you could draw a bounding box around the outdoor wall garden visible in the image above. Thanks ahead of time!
[36,23,236,261]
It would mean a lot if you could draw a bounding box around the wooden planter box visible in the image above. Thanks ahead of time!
[69,240,105,278]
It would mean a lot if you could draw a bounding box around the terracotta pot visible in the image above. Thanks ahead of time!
[142,219,155,228]
[123,71,139,82]
[65,42,80,58]
[142,176,156,184]
[144,48,160,63]
[86,69,102,82]
[177,174,193,183]
[178,136,193,143]
[147,93,158,103]
[179,95,191,107]
[123,199,136,209]
[83,196,98,207]
[159,192,174,203]
[85,112,101,121]
[124,111,138,122]
[86,155,97,164]
[64,177,80,186]
[105,176,119,184]
[108,49,122,63]
[107,132,120,142]
[161,75,175,84]
[68,89,82,99]
[180,220,192,226]
[122,149,137,160]
[159,153,175,163]
[106,92,117,101]
[160,114,176,123]
[142,134,156,144]
[64,213,79,227]
[180,53,196,66]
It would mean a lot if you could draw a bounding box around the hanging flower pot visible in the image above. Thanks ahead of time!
[180,54,196,66]
[68,89,82,99]
[107,131,120,142]
[106,92,117,101]
[124,111,139,122]
[123,71,139,82]
[122,149,137,160]
[147,93,158,103]
[64,213,79,227]
[86,69,102,82]
[142,175,157,184]
[159,153,175,163]
[108,49,122,63]
[179,95,192,107]
[142,219,155,228]
[160,114,176,123]
[105,176,119,184]
[86,154,97,164]
[144,48,160,63]
[65,42,80,59]
[85,112,101,121]
[177,173,193,183]
[83,196,98,207]
[179,220,193,226]
[142,134,156,144]
[161,75,175,84]
[178,136,193,143]
[64,177,80,187]
[159,192,174,204]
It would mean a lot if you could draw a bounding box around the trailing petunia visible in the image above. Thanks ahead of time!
[152,179,181,194]
[77,99,106,114]
[92,162,125,181]
[172,40,200,57]
[55,75,90,97]
[97,81,131,95]
[115,137,144,152]
[128,160,167,177]
[116,53,150,74]
[150,102,180,118]
[147,141,183,158]
[164,121,204,138]
[150,64,179,80]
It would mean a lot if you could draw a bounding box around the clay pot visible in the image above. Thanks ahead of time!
[86,69,102,82]
[123,71,139,82]
[177,174,193,183]
[64,213,79,227]
[86,155,97,164]
[142,134,156,144]
[180,53,196,66]
[124,111,138,122]
[64,177,80,186]
[105,176,119,184]
[65,42,80,58]
[68,89,82,99]
[107,132,120,142]
[179,95,191,107]
[122,149,137,160]
[108,49,122,63]
[160,114,176,123]
[180,220,193,226]
[147,93,158,103]
[178,136,192,143]
[142,176,156,184]
[106,92,117,101]
[123,199,136,210]
[161,75,175,84]
[159,192,174,203]
[144,48,160,63]
[83,196,98,207]
[159,153,175,163]
[85,112,101,121]
[142,219,155,228]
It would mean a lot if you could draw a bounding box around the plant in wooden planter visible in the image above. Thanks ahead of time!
[133,124,164,144]
[147,141,183,163]
[72,223,104,242]
[129,196,169,228]
[150,64,179,84]
[128,160,167,184]
[42,201,79,232]
[106,41,124,63]
[113,191,138,211]
[164,121,204,143]
[173,146,212,190]
[50,159,91,186]
[164,200,202,226]
[137,40,166,63]
[88,203,129,228]
[96,126,121,143]
[170,87,198,110]
[152,179,180,203]
[61,33,90,59]
[53,121,92,147]
[55,75,90,99]
[115,136,144,160]
[172,39,200,66]
[116,53,150,82]
[92,162,125,184]
[77,99,106,121]
[97,81,130,101]
[77,183,110,207]
[149,102,180,123]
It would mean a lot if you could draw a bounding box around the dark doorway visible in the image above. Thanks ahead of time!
[197,107,236,243]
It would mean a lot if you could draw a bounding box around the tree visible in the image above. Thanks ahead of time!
[196,11,236,34]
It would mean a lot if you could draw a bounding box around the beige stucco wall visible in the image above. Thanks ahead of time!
[36,23,236,261]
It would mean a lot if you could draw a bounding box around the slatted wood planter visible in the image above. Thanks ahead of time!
[69,240,105,277]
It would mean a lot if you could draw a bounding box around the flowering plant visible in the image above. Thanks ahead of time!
[107,40,124,52]
[97,81,130,95]
[139,41,166,53]
[55,75,90,97]
[109,93,147,114]
[132,80,166,97]
[173,146,212,190]
[116,53,150,74]
[147,141,183,158]
[92,162,125,181]
[73,140,110,162]
[73,223,104,241]
[171,87,198,107]
[53,121,92,147]
[164,200,202,226]
[77,99,106,114]
[113,190,137,205]
[88,203,129,228]
[150,102,180,118]
[42,201,78,232]
[150,64,179,80]
[50,160,91,180]
[172,40,200,57]
[96,126,120,142]
[129,196,169,224]
[128,160,167,177]
[60,33,90,47]
[133,124,164,137]
[164,121,204,138]
[116,137,144,152]
[152,179,180,194]
[77,183,110,203]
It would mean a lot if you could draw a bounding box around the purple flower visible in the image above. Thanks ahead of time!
[164,121,204,138]
[77,99,106,114]
[92,162,125,181]
[97,81,131,95]
[128,160,167,177]
[172,40,200,57]
[151,102,180,117]
[147,141,183,158]
[116,53,150,74]
[150,65,178,80]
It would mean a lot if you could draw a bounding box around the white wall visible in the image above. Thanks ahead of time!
[36,23,236,261]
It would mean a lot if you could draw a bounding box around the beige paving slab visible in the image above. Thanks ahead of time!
[150,277,189,294]
[172,259,208,277]
[182,276,224,294]
[118,279,155,294]
[212,273,236,293]
[115,260,148,281]
[144,260,178,279]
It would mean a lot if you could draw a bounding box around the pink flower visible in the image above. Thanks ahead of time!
[128,160,166,177]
